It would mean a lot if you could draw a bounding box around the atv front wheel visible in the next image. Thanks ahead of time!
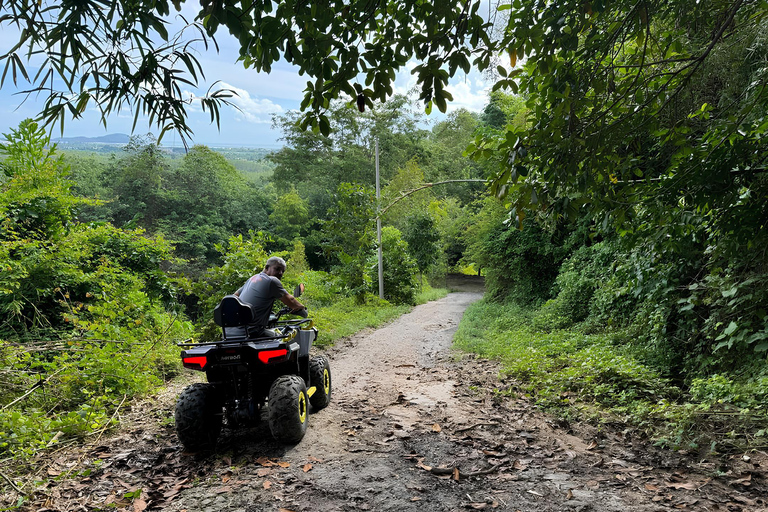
[309,355,332,410]
[175,383,223,451]
[268,375,308,443]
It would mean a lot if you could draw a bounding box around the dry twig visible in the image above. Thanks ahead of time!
[0,470,23,494]
[454,422,499,434]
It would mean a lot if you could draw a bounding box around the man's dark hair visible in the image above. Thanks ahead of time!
[265,256,286,271]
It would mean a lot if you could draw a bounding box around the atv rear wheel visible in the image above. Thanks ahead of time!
[268,375,308,443]
[309,355,332,410]
[175,383,223,451]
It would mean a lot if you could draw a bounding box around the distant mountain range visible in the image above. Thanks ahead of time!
[54,134,131,144]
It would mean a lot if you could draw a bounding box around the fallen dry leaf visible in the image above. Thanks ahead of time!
[645,483,660,491]
[303,463,313,473]
[452,467,460,481]
[468,503,487,510]
[730,474,752,486]
[586,441,599,450]
[513,460,528,471]
[432,423,441,433]
[410,497,422,502]
[667,482,697,490]
[731,496,757,507]
[307,456,323,463]
[257,468,272,477]
[133,499,148,512]
[566,489,574,500]
[276,461,291,468]
[263,480,272,490]
[256,457,275,467]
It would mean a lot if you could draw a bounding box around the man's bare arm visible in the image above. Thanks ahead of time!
[280,293,305,311]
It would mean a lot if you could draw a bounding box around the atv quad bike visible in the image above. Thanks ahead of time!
[174,285,331,451]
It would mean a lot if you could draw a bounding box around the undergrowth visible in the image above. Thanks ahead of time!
[453,298,768,452]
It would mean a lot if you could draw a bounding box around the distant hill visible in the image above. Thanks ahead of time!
[54,134,131,144]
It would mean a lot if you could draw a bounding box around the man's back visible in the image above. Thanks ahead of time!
[238,271,287,329]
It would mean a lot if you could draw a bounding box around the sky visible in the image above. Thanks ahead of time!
[0,7,494,149]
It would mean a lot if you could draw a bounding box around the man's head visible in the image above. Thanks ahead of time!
[264,256,287,279]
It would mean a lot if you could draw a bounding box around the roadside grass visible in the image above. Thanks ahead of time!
[312,285,448,347]
[415,285,449,305]
[453,298,768,451]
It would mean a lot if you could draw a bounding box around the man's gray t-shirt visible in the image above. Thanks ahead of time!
[237,271,288,329]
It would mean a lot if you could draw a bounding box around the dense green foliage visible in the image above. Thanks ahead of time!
[0,122,194,456]
[468,0,768,368]
[368,226,418,305]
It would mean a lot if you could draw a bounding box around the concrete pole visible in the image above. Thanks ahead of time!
[375,138,384,299]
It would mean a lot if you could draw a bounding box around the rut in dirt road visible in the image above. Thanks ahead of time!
[15,287,767,512]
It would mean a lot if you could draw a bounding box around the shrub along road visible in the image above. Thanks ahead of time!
[6,280,766,511]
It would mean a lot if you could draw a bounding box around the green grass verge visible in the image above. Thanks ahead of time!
[453,298,768,452]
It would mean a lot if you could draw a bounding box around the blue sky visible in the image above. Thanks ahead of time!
[0,8,493,149]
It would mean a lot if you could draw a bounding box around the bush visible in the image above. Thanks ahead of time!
[368,226,418,305]
[532,241,619,331]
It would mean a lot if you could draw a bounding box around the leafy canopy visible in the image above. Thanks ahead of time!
[0,0,491,142]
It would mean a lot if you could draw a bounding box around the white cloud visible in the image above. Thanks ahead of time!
[445,74,491,113]
[185,82,283,124]
[393,60,491,114]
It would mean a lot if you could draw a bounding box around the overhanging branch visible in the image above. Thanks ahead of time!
[378,179,486,218]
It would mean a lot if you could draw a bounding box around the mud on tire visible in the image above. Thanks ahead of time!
[309,355,332,410]
[175,383,223,451]
[268,375,308,443]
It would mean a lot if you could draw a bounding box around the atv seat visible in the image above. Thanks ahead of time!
[214,295,260,340]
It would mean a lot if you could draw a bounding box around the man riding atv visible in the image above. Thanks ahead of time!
[227,256,306,338]
[175,255,330,450]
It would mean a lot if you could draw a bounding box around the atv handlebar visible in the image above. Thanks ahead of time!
[276,306,308,319]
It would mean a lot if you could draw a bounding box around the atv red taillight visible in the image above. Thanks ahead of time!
[258,348,289,364]
[182,356,208,370]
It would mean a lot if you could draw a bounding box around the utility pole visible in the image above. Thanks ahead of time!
[375,138,384,299]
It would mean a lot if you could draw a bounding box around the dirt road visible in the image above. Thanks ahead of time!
[10,281,767,511]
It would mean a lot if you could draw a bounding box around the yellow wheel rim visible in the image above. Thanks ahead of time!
[323,369,330,395]
[298,391,307,423]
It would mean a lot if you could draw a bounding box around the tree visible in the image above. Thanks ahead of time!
[102,135,169,228]
[381,160,435,230]
[402,212,441,286]
[1,0,490,141]
[368,226,418,305]
[464,0,768,363]
[0,120,183,334]
[470,0,767,231]
[269,188,310,243]
[1,119,84,241]
[423,108,484,204]
[321,183,375,303]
